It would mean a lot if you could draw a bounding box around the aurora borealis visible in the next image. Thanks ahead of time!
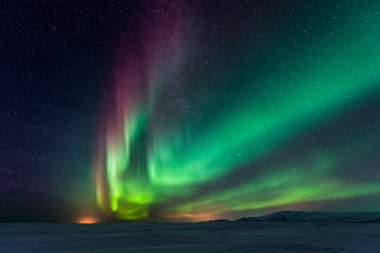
[93,1,380,221]
[2,0,380,223]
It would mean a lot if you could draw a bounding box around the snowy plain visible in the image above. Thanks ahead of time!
[0,221,379,253]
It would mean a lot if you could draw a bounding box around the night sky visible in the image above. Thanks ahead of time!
[1,1,380,222]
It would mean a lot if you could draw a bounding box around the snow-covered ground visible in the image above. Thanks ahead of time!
[0,222,379,252]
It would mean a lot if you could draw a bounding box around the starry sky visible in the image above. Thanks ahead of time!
[1,0,380,222]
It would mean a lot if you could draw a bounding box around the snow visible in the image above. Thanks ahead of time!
[0,221,379,252]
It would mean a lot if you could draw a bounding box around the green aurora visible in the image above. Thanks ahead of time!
[94,1,380,221]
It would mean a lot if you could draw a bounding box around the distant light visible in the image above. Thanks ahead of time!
[76,216,98,224]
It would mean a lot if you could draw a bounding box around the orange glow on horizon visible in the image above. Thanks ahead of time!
[76,216,99,224]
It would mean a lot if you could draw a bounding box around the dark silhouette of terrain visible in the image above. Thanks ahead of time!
[234,211,380,223]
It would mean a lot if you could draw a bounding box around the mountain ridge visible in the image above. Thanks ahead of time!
[208,211,380,223]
